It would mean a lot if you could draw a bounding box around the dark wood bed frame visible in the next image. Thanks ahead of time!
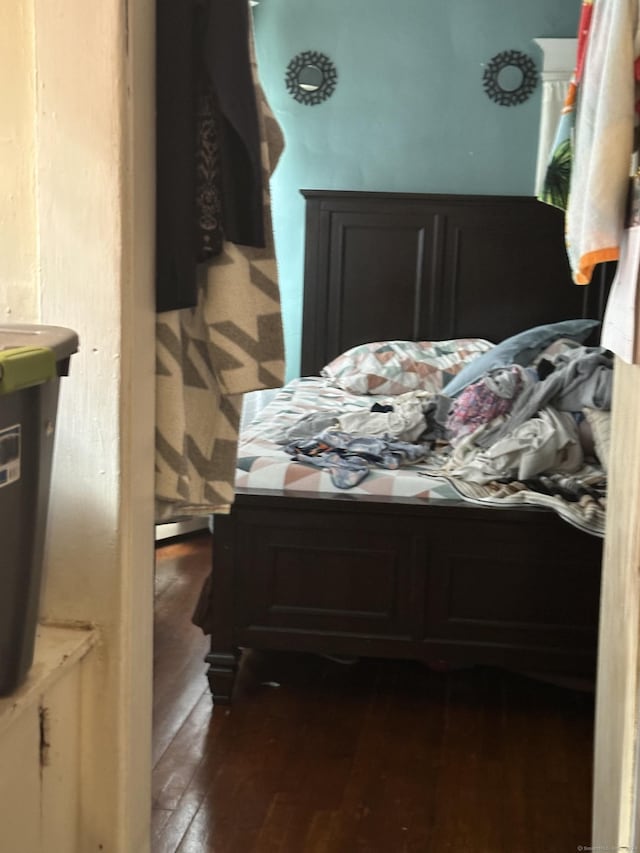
[204,190,611,704]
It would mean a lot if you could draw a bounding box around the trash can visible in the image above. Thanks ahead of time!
[0,324,78,696]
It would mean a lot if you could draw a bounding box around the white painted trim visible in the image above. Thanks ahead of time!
[592,360,640,850]
[32,0,155,848]
[155,518,209,541]
[0,625,97,739]
[534,38,577,79]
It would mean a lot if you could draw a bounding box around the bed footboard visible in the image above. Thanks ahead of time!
[205,492,602,703]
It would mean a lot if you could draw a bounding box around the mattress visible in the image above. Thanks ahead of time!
[235,377,607,536]
[235,377,460,502]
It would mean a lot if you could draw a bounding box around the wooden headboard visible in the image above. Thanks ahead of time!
[300,190,612,376]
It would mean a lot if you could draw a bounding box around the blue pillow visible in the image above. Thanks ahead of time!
[442,318,601,398]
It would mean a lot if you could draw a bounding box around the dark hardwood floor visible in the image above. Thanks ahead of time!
[153,531,595,853]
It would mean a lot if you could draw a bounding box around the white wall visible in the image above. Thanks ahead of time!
[0,0,156,849]
[593,360,640,849]
[0,0,37,320]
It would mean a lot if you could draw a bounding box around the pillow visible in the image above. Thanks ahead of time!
[321,338,494,396]
[583,407,611,471]
[441,319,600,398]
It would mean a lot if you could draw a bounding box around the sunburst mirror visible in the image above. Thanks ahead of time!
[285,51,338,106]
[482,50,538,107]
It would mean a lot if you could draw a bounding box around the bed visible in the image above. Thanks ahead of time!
[198,190,612,705]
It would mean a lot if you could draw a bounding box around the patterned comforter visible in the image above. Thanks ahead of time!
[236,377,459,502]
[235,377,606,536]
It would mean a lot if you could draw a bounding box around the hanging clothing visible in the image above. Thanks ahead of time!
[203,0,265,249]
[194,30,224,261]
[155,0,199,312]
[535,78,571,200]
[538,79,577,212]
[155,0,266,312]
[155,15,285,521]
[565,0,639,284]
[155,297,244,518]
[538,1,594,213]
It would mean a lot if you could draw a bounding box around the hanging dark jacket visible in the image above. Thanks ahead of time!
[155,0,199,313]
[155,0,265,313]
[204,0,265,248]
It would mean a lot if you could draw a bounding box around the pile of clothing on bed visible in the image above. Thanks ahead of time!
[440,345,611,483]
[273,325,613,535]
[276,394,435,488]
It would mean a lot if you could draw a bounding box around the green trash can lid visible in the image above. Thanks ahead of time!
[0,324,79,363]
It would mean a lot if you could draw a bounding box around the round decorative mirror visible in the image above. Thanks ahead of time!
[482,50,538,107]
[298,65,324,92]
[285,51,338,106]
[497,65,524,92]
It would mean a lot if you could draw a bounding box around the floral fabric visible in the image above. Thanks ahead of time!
[446,366,527,441]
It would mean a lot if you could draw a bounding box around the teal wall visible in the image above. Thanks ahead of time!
[253,0,579,379]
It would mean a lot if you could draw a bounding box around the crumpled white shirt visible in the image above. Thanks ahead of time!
[337,390,432,443]
[444,407,583,484]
